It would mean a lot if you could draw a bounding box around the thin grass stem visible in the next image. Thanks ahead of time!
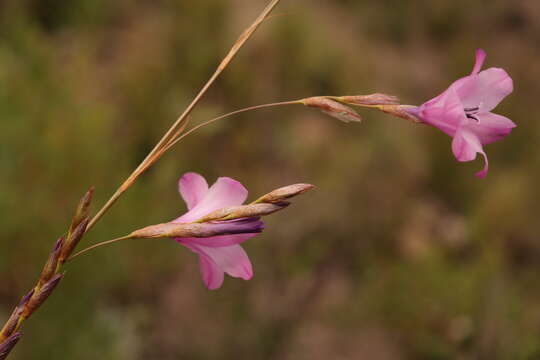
[86,0,282,232]
[162,100,302,153]
[69,235,134,260]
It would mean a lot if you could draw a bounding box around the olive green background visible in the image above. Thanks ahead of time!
[1,0,539,359]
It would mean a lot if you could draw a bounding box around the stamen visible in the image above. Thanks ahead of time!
[464,106,479,113]
[466,113,480,122]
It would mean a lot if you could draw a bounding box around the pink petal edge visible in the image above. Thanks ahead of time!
[199,255,225,290]
[471,48,486,75]
[451,129,489,177]
[176,233,258,248]
[178,172,209,210]
[174,176,248,223]
[181,242,253,290]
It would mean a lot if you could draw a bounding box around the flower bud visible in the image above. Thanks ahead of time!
[58,217,89,265]
[0,332,22,360]
[254,183,315,204]
[21,274,63,320]
[59,188,93,265]
[199,203,288,222]
[69,187,94,234]
[378,104,420,123]
[339,93,400,106]
[38,237,64,286]
[0,290,33,340]
[302,97,362,123]
[130,218,264,239]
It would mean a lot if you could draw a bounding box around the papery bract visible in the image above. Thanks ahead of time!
[407,49,515,178]
[173,172,263,290]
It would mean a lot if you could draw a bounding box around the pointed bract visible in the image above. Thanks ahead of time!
[303,97,362,123]
[0,332,22,360]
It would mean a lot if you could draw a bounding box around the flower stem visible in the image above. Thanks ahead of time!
[68,235,134,260]
[161,100,302,153]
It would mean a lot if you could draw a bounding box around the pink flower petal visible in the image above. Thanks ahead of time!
[182,242,225,289]
[467,112,516,145]
[190,243,253,280]
[471,48,486,75]
[199,255,225,290]
[176,233,258,248]
[456,68,513,113]
[419,88,466,136]
[475,154,489,179]
[451,129,489,178]
[178,172,209,210]
[174,177,248,223]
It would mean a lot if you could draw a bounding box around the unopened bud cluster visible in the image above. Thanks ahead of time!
[302,97,362,123]
[301,93,421,124]
[0,187,94,349]
[339,93,400,106]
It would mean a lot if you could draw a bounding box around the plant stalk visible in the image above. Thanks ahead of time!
[86,0,282,232]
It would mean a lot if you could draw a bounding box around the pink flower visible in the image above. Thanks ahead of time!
[173,172,263,290]
[407,49,515,178]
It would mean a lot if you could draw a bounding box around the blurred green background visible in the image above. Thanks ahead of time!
[1,0,539,359]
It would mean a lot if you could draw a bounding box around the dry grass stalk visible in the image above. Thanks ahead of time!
[86,0,282,232]
[0,1,283,356]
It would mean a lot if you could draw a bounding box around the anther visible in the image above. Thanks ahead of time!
[466,113,480,122]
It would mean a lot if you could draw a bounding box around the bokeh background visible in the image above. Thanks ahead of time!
[1,0,539,359]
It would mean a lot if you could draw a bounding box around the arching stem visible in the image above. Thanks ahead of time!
[68,235,133,260]
[161,100,302,153]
